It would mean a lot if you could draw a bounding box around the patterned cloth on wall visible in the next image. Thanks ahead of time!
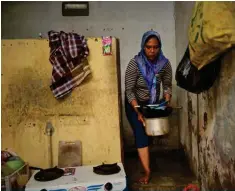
[48,30,91,99]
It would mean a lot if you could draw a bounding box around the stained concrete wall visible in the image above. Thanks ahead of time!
[2,1,178,150]
[175,2,235,190]
[1,38,122,168]
[198,49,235,190]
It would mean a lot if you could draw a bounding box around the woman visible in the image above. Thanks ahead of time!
[125,30,172,184]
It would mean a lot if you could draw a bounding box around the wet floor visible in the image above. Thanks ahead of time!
[123,149,198,191]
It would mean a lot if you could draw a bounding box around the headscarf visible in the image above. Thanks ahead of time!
[134,30,169,104]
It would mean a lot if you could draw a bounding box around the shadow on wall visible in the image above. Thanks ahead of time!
[116,38,126,162]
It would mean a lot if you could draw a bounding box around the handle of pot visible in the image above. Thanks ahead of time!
[172,106,183,109]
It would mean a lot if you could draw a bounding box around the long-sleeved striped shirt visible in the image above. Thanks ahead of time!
[125,58,172,103]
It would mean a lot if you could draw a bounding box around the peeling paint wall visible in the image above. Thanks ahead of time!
[1,1,178,151]
[1,39,122,168]
[198,49,235,190]
[175,2,235,190]
[187,92,199,177]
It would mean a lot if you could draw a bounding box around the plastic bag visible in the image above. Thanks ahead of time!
[102,36,112,56]
[188,2,235,69]
[175,46,221,94]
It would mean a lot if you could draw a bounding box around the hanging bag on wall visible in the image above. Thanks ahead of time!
[188,2,235,70]
[175,46,221,94]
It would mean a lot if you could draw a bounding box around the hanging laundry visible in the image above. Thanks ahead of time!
[48,30,91,99]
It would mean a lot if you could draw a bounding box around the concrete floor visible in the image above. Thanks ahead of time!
[123,149,198,191]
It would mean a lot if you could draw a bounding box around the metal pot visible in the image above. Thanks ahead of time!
[144,117,170,136]
[143,106,182,136]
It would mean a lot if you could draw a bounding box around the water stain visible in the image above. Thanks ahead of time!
[2,67,52,125]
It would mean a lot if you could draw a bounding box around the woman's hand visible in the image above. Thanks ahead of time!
[164,93,171,107]
[137,112,146,127]
[130,99,146,126]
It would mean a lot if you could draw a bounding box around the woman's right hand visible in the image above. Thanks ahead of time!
[137,112,146,127]
[130,99,146,127]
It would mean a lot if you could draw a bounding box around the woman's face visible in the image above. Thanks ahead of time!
[144,37,160,61]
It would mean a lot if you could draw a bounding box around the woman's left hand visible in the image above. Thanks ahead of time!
[164,93,171,106]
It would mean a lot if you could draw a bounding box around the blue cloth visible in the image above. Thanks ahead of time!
[125,98,149,148]
[134,30,169,104]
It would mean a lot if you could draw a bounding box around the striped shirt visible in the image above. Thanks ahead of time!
[125,58,172,103]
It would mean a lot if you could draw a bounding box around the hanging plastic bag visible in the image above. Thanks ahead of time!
[188,2,235,69]
[175,46,221,94]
